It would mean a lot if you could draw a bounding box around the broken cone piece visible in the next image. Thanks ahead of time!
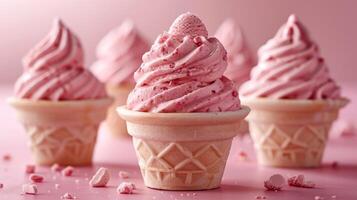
[22,184,38,195]
[288,174,316,188]
[89,167,110,187]
[264,174,285,191]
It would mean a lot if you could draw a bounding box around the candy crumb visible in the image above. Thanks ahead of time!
[117,182,136,194]
[55,184,60,189]
[256,195,267,199]
[29,174,44,183]
[314,196,324,200]
[22,184,38,195]
[2,154,11,161]
[61,192,76,199]
[0,183,3,188]
[288,175,315,188]
[61,166,74,177]
[51,163,62,172]
[332,161,339,169]
[335,120,356,137]
[89,167,110,187]
[119,171,130,179]
[238,151,248,161]
[25,165,36,174]
[264,174,285,191]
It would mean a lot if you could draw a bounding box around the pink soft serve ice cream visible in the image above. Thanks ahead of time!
[127,13,241,112]
[15,18,106,101]
[240,15,340,99]
[215,19,254,87]
[91,20,149,85]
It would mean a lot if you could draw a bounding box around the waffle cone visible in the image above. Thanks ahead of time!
[242,97,349,168]
[8,98,111,166]
[118,106,249,190]
[105,84,133,138]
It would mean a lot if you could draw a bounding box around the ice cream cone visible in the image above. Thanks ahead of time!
[118,106,249,190]
[241,98,348,168]
[8,98,111,166]
[105,84,134,138]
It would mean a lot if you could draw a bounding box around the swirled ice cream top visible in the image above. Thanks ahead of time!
[15,18,106,101]
[127,13,241,112]
[240,15,340,100]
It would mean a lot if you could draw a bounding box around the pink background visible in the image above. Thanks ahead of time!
[1,1,357,199]
[1,0,356,86]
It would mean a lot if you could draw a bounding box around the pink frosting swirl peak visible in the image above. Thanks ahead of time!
[91,20,149,85]
[240,15,341,100]
[215,19,254,87]
[127,13,241,112]
[15,18,106,101]
[22,18,83,71]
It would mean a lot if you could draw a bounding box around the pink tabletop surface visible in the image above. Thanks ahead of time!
[0,84,356,200]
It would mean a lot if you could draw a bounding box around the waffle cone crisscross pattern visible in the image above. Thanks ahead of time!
[133,138,231,190]
[25,124,98,165]
[118,106,250,190]
[9,98,111,166]
[242,98,348,168]
[250,123,330,167]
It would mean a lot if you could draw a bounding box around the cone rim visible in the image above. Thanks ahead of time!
[240,97,349,112]
[8,97,112,108]
[117,106,250,126]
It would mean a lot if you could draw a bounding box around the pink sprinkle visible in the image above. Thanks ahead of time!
[22,184,38,195]
[117,182,135,194]
[314,196,324,200]
[2,154,11,161]
[288,175,315,188]
[264,174,285,191]
[55,184,60,189]
[25,165,36,174]
[332,161,339,169]
[331,195,337,199]
[89,167,110,187]
[119,171,130,179]
[51,163,62,172]
[61,192,76,199]
[62,166,74,177]
[238,151,248,161]
[335,120,356,137]
[29,174,44,183]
